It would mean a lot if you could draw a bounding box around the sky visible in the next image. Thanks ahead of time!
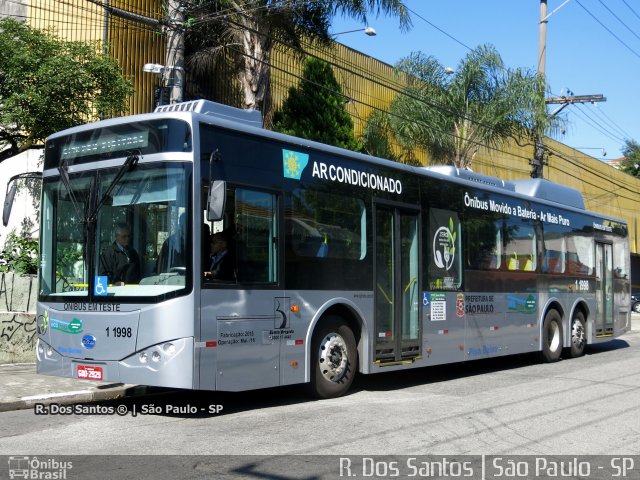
[330,0,640,162]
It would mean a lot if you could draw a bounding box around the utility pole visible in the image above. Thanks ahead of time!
[532,0,548,179]
[164,0,185,104]
[538,0,547,78]
[532,0,604,178]
[545,94,606,115]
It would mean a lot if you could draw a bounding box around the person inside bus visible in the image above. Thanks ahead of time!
[156,212,187,273]
[100,223,141,285]
[204,231,235,281]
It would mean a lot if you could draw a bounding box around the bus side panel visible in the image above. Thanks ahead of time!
[422,292,466,365]
[200,289,291,392]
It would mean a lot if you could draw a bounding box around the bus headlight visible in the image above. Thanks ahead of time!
[162,343,176,355]
[125,338,189,369]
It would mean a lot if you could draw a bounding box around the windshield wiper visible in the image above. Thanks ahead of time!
[87,150,140,223]
[57,150,140,225]
[57,159,84,222]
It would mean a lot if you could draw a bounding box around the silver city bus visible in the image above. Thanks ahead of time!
[7,99,630,398]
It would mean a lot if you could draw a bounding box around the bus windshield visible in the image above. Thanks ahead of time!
[39,162,192,300]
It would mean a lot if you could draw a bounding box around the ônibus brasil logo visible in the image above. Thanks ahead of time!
[8,456,73,479]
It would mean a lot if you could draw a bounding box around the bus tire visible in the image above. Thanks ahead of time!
[567,310,586,358]
[540,309,563,363]
[307,316,357,399]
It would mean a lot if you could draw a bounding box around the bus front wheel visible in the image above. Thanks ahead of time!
[308,316,357,399]
[540,309,563,363]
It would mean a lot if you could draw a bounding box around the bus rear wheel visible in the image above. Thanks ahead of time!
[540,309,563,363]
[567,311,586,358]
[308,316,357,399]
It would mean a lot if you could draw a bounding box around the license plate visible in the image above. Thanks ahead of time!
[77,365,103,381]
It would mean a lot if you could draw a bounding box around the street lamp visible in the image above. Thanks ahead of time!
[142,63,185,108]
[143,63,165,75]
[575,147,607,157]
[332,26,377,37]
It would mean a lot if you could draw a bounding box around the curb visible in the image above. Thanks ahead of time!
[0,384,148,413]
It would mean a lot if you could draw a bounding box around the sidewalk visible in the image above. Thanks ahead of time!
[0,363,144,413]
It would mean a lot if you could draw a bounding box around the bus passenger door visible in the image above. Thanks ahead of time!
[595,242,614,336]
[200,187,283,392]
[374,204,421,363]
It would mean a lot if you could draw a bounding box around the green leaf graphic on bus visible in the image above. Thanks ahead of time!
[282,149,309,180]
[433,218,457,270]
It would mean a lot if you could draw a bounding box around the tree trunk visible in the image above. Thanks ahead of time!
[234,8,273,115]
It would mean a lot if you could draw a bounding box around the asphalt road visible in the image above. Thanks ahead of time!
[1,324,639,459]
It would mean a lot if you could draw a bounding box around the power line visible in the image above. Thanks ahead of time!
[573,104,626,143]
[226,41,536,166]
[405,6,473,52]
[575,0,640,61]
[621,0,640,23]
[597,0,640,44]
[545,143,639,198]
[588,104,633,141]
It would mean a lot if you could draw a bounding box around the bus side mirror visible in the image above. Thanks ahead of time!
[2,183,17,227]
[207,180,226,221]
[3,172,43,227]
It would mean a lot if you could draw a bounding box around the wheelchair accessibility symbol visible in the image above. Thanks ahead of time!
[94,276,108,296]
[423,292,430,307]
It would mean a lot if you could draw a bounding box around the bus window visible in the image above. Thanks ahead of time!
[464,215,502,270]
[288,189,366,260]
[202,185,278,285]
[40,174,93,296]
[543,228,566,274]
[613,237,629,288]
[567,235,594,276]
[504,219,536,272]
[234,188,278,284]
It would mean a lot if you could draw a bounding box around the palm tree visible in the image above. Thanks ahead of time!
[182,0,410,115]
[364,44,563,169]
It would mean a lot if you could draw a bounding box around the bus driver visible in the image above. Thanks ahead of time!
[100,223,141,285]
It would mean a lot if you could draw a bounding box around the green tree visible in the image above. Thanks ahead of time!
[619,139,640,177]
[272,58,361,151]
[0,18,133,163]
[363,45,563,169]
[183,0,410,115]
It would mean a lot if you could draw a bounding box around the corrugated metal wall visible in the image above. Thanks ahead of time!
[108,0,164,114]
[27,0,163,115]
[27,0,103,41]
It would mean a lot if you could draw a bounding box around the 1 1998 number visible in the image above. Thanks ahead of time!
[105,327,132,338]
